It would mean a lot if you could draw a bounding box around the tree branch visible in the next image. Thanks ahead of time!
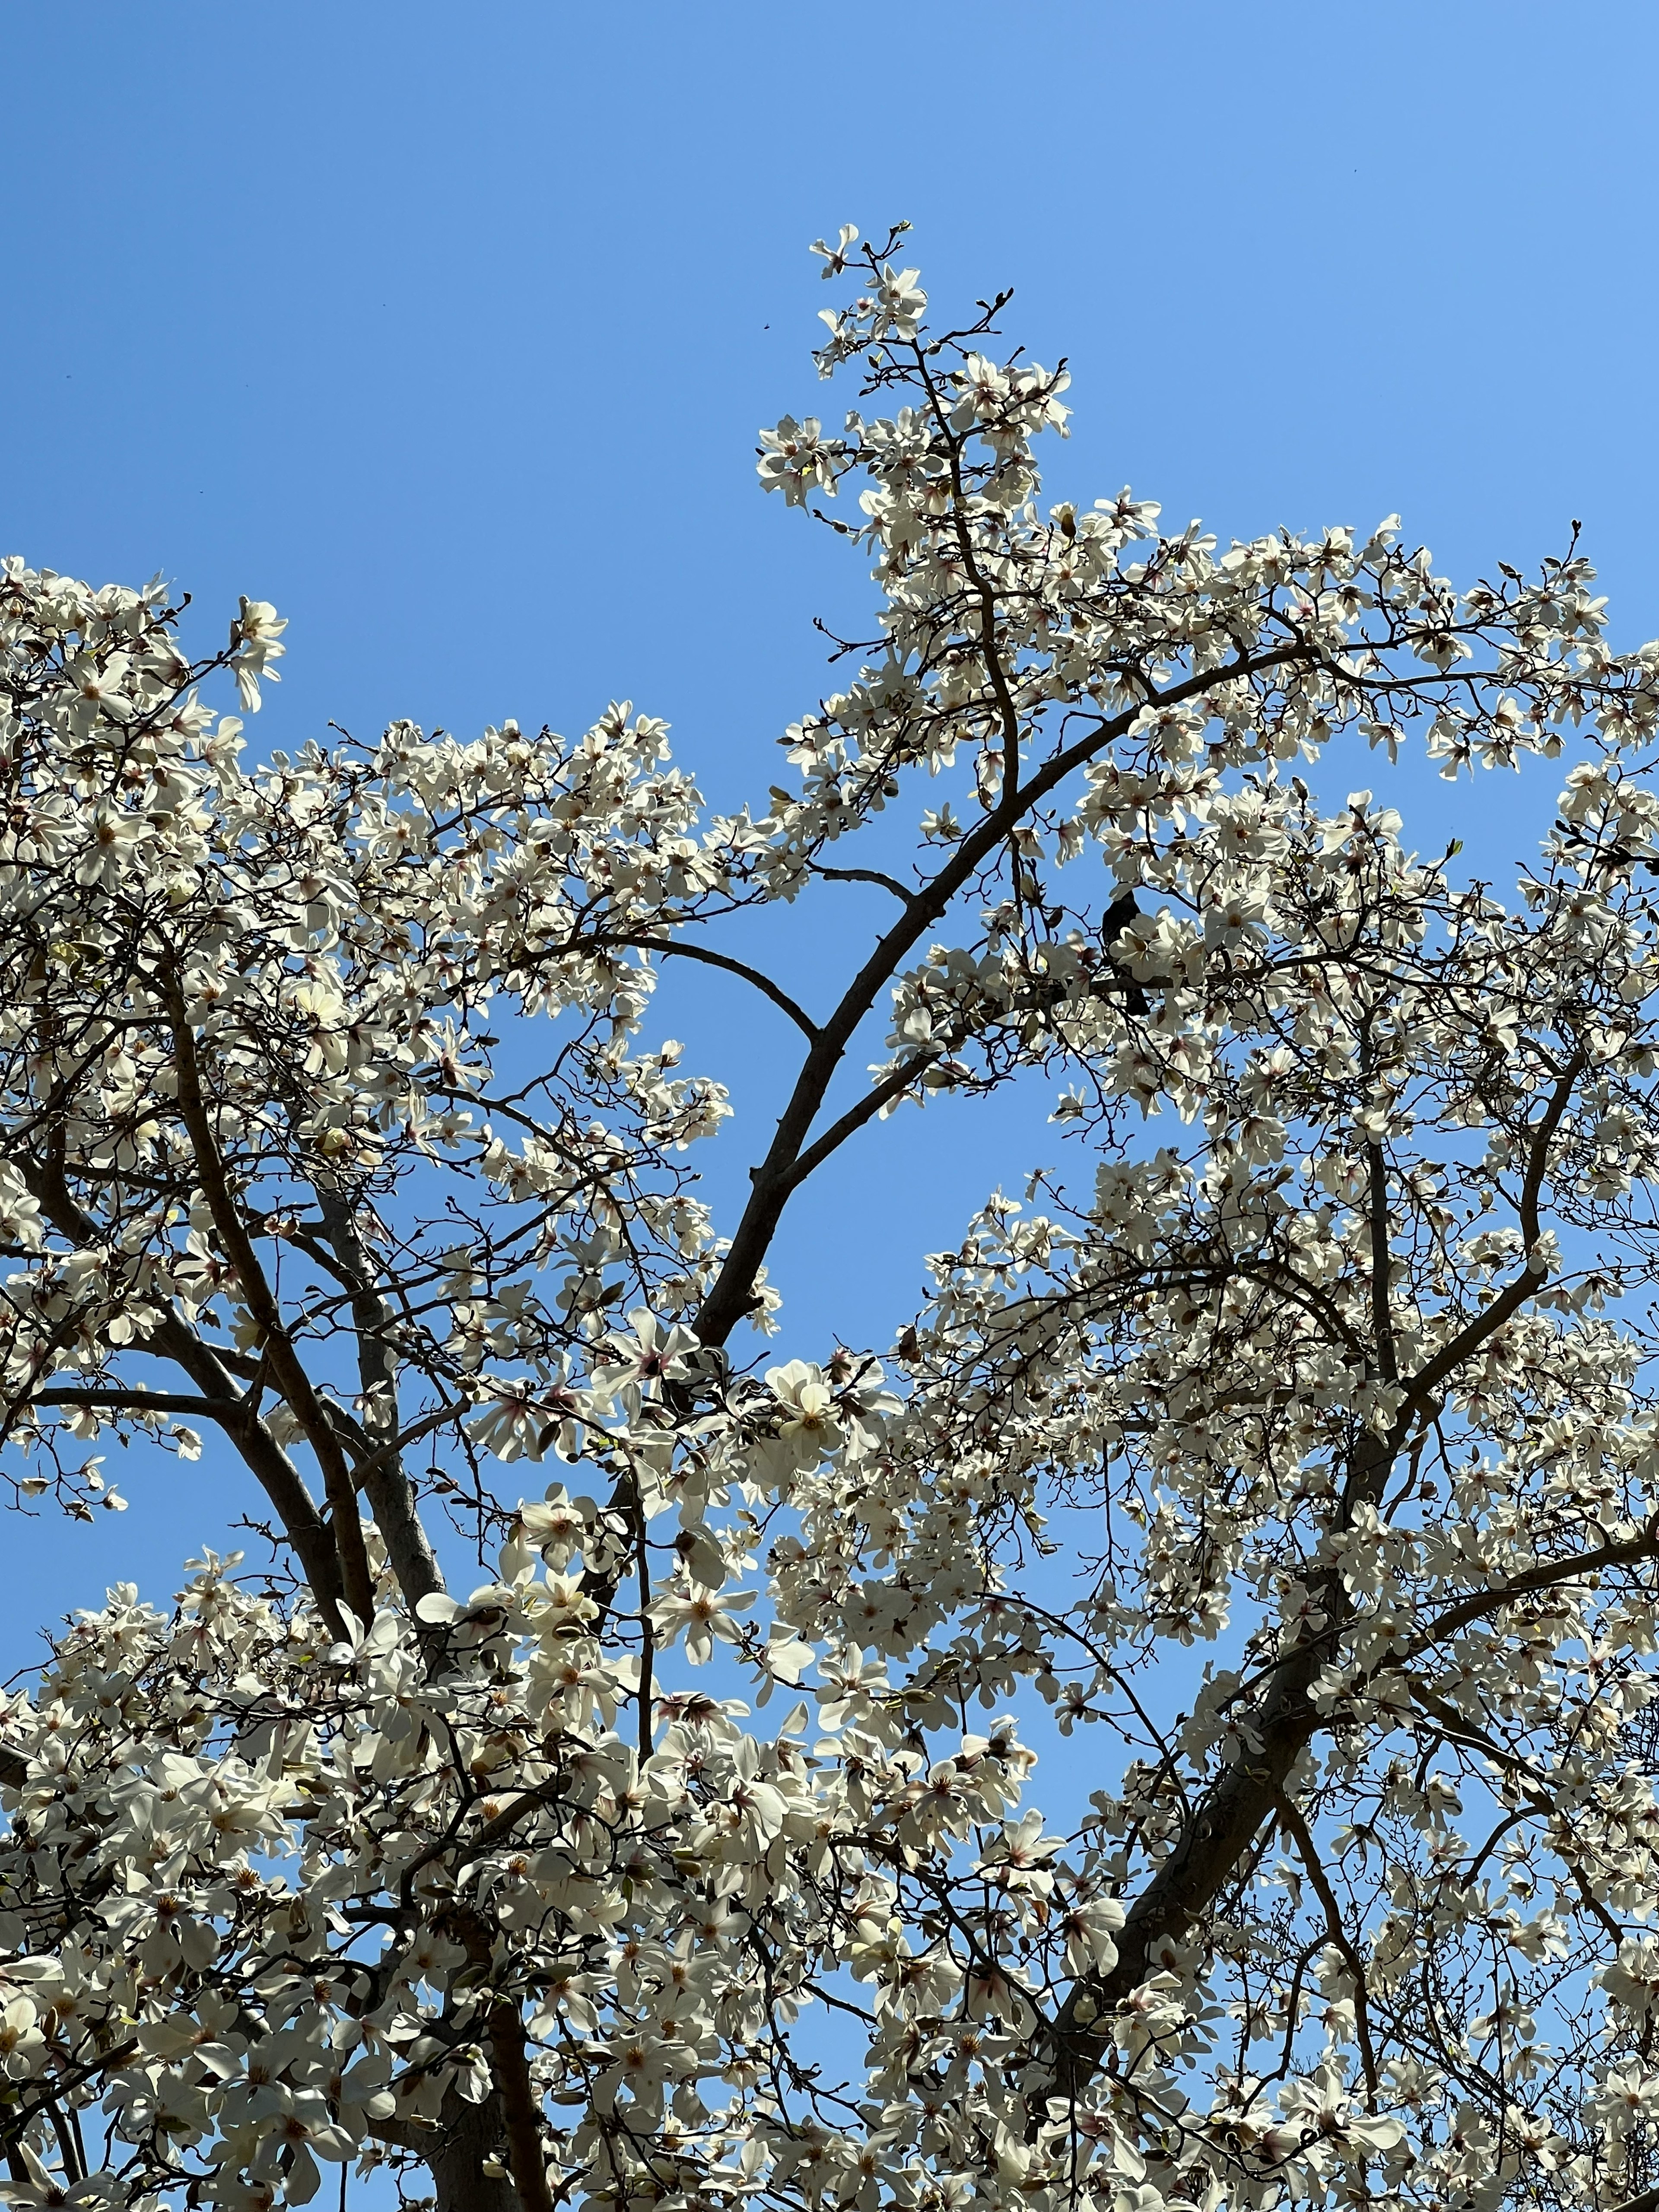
[487,1999,556,2212]
[693,643,1302,1347]
[162,972,376,1626]
[812,865,918,909]
[14,1157,347,1633]
[1274,1791,1380,2098]
[638,940,820,1040]
[34,1387,240,1421]
[1400,1058,1581,1412]
[1407,1519,1659,1656]
[777,1052,944,1195]
[311,1181,446,1612]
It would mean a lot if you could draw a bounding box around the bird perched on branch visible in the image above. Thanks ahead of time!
[1102,889,1148,1015]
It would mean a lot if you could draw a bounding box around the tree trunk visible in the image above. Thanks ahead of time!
[430,2083,520,2212]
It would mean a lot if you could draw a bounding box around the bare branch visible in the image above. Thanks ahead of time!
[635,939,820,1040]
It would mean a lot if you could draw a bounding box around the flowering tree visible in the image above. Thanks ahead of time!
[5,224,1659,2212]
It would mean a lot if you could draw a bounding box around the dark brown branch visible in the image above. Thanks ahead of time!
[777,1052,944,1195]
[912,335,1027,800]
[444,1904,556,2212]
[1407,1520,1659,1658]
[311,1182,446,1611]
[34,1387,232,1420]
[1400,1058,1581,1411]
[1408,1687,1626,1948]
[487,1999,556,2212]
[1027,1051,1588,2117]
[396,1779,567,1902]
[163,974,376,1627]
[1365,1141,1396,1383]
[1274,1792,1380,2098]
[1028,1434,1387,2114]
[641,940,820,1040]
[139,1313,350,1634]
[693,643,1302,1348]
[15,1158,347,1633]
[813,864,918,909]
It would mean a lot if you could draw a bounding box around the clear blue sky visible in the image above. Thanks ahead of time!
[3,0,1658,1646]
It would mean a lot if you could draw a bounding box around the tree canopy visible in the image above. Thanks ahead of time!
[3,226,1659,2212]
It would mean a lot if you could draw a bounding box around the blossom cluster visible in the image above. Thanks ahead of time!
[5,229,1659,2212]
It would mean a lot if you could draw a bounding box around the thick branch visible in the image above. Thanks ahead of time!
[35,1386,239,1420]
[779,1051,944,1194]
[15,1159,347,1632]
[1408,1519,1659,1655]
[1365,1140,1396,1383]
[1030,1057,1586,2113]
[693,644,1301,1347]
[311,1182,445,1611]
[444,1904,553,2212]
[1030,1493,1377,2108]
[487,2001,556,2212]
[163,977,376,1625]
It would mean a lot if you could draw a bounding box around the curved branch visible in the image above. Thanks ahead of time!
[1406,1520,1659,1657]
[638,940,820,1040]
[162,973,376,1627]
[14,1158,347,1633]
[813,864,919,910]
[1401,1057,1581,1411]
[1274,1791,1380,2098]
[693,642,1303,1347]
[777,1051,943,1196]
[311,1181,446,1611]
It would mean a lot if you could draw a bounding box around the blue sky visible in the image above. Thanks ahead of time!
[3,0,1658,1646]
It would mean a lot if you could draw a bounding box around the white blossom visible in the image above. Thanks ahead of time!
[0,233,1656,2212]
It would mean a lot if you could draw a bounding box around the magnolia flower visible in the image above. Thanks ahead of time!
[64,650,132,731]
[591,1310,701,1417]
[517,1485,596,1567]
[0,2149,122,2211]
[1592,2058,1659,2139]
[1280,2065,1407,2155]
[1603,1936,1659,2016]
[975,1809,1064,1897]
[762,1358,842,1467]
[231,595,286,710]
[0,1996,43,2080]
[814,1646,889,1730]
[649,1580,754,1665]
[72,805,149,888]
[872,263,926,339]
[757,416,839,507]
[468,1378,556,1461]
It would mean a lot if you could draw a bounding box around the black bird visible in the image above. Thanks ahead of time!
[1101,890,1148,1015]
